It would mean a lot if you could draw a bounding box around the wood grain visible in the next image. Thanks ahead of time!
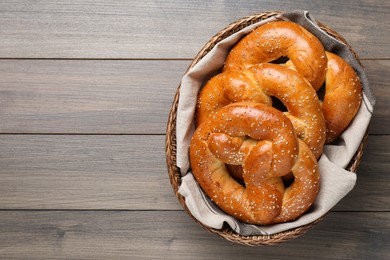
[0,0,388,59]
[0,211,388,259]
[0,135,179,210]
[0,134,388,211]
[0,59,187,134]
[0,59,387,134]
[333,135,390,211]
[366,60,390,134]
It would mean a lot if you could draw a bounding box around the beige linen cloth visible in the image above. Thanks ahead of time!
[175,11,375,236]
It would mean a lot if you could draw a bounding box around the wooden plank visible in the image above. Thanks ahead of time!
[0,59,188,134]
[366,60,390,135]
[0,134,388,211]
[0,135,180,210]
[0,211,388,259]
[0,59,387,134]
[333,135,390,211]
[0,0,388,59]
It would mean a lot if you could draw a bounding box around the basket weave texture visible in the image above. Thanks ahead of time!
[165,11,368,245]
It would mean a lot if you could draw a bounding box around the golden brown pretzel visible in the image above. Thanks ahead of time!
[190,102,320,225]
[197,63,326,159]
[196,70,271,126]
[285,51,363,142]
[322,52,363,142]
[223,21,327,90]
[244,63,326,158]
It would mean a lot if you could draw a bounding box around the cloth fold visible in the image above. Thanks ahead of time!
[175,10,375,235]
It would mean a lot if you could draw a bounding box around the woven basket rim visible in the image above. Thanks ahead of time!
[165,11,368,246]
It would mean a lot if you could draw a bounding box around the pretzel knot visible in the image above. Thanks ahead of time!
[197,63,326,159]
[190,102,320,225]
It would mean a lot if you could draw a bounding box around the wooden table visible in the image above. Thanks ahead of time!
[0,1,388,259]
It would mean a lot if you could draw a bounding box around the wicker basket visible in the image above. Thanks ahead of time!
[165,11,368,245]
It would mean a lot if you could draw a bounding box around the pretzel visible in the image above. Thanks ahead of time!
[197,63,326,159]
[190,102,320,225]
[285,51,363,142]
[322,52,363,142]
[196,70,271,126]
[224,21,327,90]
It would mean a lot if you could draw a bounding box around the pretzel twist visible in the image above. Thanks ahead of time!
[197,63,326,159]
[190,102,320,225]
[223,20,327,90]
